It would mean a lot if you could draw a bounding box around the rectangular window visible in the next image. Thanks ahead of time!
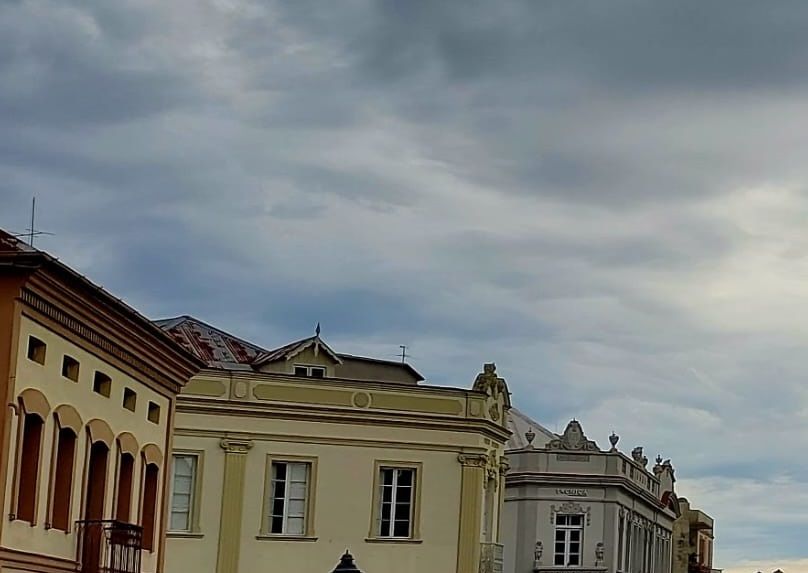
[27,336,46,364]
[61,356,79,381]
[169,454,198,531]
[147,401,160,424]
[293,365,326,378]
[93,371,111,397]
[378,467,415,538]
[554,514,583,566]
[267,461,310,535]
[122,388,137,412]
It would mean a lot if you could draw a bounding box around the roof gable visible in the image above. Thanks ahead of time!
[252,336,342,367]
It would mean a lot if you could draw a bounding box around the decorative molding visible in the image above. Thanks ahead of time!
[20,288,179,391]
[458,453,489,468]
[547,420,599,452]
[549,501,592,526]
[220,438,253,454]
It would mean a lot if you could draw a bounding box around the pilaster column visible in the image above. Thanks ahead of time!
[216,438,253,573]
[456,453,487,573]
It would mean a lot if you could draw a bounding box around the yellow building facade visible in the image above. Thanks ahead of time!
[0,231,200,573]
[157,317,512,573]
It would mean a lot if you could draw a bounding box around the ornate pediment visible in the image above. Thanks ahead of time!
[547,420,599,452]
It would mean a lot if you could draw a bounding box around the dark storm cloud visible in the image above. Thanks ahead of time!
[4,1,808,566]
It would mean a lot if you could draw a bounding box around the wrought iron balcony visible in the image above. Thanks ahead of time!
[76,520,143,573]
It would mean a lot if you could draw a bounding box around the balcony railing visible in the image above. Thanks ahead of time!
[76,520,143,573]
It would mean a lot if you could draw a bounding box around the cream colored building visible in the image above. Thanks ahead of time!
[503,410,680,573]
[672,499,718,573]
[0,230,201,573]
[156,316,512,573]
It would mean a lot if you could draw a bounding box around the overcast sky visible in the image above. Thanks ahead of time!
[3,1,808,569]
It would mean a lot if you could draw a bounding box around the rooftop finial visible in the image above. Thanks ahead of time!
[525,427,536,448]
[315,322,321,336]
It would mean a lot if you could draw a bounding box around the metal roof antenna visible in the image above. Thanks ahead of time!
[399,345,409,364]
[13,196,53,247]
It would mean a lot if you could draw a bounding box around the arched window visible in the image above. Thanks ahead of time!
[140,463,159,551]
[16,413,44,522]
[51,427,77,530]
[85,441,109,520]
[116,453,135,522]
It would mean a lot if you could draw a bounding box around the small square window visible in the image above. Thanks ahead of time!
[147,402,160,424]
[93,372,111,397]
[27,336,46,364]
[123,388,137,412]
[61,356,80,381]
[309,367,325,378]
[294,366,308,377]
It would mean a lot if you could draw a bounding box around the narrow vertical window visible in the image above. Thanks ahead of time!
[115,453,135,522]
[378,467,415,538]
[16,413,44,522]
[169,454,198,532]
[147,402,160,424]
[51,427,77,530]
[140,463,159,551]
[268,461,309,535]
[122,388,137,412]
[553,514,583,566]
[85,442,109,520]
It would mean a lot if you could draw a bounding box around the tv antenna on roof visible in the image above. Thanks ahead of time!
[11,197,53,247]
[398,345,409,364]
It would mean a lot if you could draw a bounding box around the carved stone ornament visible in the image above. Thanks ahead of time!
[608,432,619,451]
[525,427,536,448]
[631,446,649,468]
[498,456,510,476]
[548,420,599,452]
[550,502,592,526]
[595,542,605,566]
[220,438,253,454]
[489,403,500,421]
[473,363,508,401]
[457,453,488,468]
[533,541,543,570]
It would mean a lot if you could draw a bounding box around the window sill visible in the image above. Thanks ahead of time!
[364,537,423,544]
[255,534,318,542]
[166,531,204,539]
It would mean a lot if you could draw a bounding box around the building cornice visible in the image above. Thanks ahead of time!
[505,471,674,513]
[176,397,512,443]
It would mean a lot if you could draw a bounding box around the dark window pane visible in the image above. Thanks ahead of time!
[397,486,412,503]
[381,502,392,521]
[271,516,283,533]
[393,520,410,537]
[555,530,565,541]
[554,555,565,566]
[397,470,413,487]
[382,469,394,486]
[310,368,325,378]
[294,366,307,376]
[569,555,580,565]
[273,463,287,480]
[381,485,393,503]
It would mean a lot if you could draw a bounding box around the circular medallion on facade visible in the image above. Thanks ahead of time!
[233,380,248,399]
[352,392,371,408]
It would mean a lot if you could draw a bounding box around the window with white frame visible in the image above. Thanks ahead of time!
[554,514,583,566]
[378,467,415,538]
[293,365,325,378]
[169,454,198,531]
[268,461,310,535]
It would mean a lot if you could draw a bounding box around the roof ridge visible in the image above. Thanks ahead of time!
[154,314,267,352]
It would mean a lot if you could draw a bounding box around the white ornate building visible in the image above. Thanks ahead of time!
[502,409,680,573]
